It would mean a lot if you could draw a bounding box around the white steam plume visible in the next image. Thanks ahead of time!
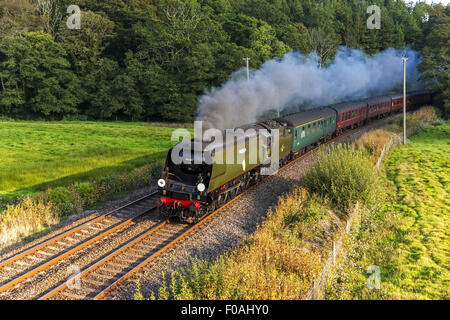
[196,47,421,130]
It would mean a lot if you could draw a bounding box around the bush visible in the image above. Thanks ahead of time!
[0,160,164,247]
[48,187,82,217]
[73,182,95,206]
[49,187,74,207]
[302,145,379,212]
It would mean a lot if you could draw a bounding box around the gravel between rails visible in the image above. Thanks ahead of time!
[106,118,396,300]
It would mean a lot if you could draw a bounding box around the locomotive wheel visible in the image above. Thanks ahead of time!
[159,205,170,220]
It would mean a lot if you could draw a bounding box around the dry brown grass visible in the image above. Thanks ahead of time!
[406,106,438,135]
[0,197,58,248]
[356,129,396,162]
[386,106,439,137]
[151,187,347,300]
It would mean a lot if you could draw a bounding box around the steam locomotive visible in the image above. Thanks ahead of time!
[156,90,433,222]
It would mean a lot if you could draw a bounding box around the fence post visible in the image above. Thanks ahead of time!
[376,138,392,170]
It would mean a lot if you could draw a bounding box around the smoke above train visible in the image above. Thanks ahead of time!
[196,47,422,130]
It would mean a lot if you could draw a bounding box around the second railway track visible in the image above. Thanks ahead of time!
[0,192,159,299]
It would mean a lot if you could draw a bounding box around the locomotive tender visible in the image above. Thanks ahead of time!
[157,90,432,222]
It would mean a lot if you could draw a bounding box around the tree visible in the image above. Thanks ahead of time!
[57,11,116,118]
[33,0,63,37]
[419,5,450,117]
[0,32,80,118]
[306,28,339,66]
[0,0,442,121]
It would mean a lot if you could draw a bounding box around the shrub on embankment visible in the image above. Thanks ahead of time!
[302,145,381,213]
[0,161,163,248]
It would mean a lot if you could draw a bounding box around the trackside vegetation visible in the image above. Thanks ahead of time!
[138,106,446,300]
[0,162,163,247]
[141,146,383,300]
[325,123,449,300]
[0,121,192,247]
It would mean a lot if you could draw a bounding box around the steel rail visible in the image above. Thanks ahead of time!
[0,192,157,270]
[38,221,169,300]
[0,192,158,294]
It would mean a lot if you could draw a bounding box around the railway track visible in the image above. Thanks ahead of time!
[0,192,158,298]
[39,221,189,300]
[0,114,399,300]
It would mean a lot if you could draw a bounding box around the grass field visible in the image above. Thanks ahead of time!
[325,123,449,300]
[0,121,190,201]
[382,123,449,299]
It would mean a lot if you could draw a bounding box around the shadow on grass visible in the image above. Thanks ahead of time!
[1,151,167,201]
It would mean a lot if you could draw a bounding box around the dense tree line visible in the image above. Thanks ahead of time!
[0,0,448,121]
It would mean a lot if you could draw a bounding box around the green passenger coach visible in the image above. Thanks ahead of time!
[278,107,337,154]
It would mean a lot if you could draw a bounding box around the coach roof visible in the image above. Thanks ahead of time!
[328,100,367,112]
[278,107,336,127]
[367,95,392,104]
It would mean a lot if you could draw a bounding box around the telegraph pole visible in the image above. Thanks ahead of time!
[243,57,250,81]
[402,57,408,145]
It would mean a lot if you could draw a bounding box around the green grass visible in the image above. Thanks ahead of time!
[382,123,449,299]
[325,123,449,300]
[0,121,190,200]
